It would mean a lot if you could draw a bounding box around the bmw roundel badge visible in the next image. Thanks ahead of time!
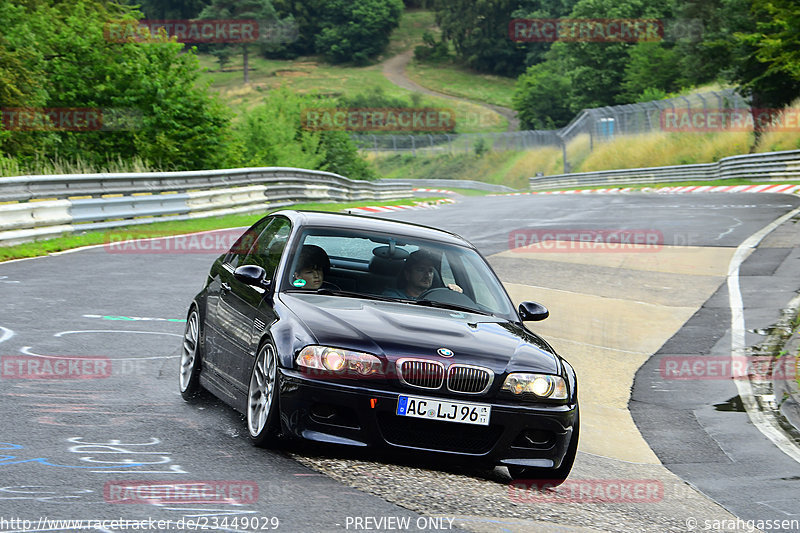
[437,348,454,358]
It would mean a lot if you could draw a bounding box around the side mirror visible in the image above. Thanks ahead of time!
[234,265,271,290]
[519,301,549,322]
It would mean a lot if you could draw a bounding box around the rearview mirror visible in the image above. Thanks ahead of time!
[234,265,271,290]
[518,301,549,322]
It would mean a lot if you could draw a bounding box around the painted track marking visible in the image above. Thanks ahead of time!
[728,205,800,464]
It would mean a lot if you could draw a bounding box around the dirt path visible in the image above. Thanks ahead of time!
[381,50,520,132]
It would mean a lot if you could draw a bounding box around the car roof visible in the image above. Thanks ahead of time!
[272,210,471,248]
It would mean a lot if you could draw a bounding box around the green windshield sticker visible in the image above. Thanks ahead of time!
[293,279,307,287]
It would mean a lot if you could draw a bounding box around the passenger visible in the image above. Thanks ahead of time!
[293,245,337,290]
[385,249,461,299]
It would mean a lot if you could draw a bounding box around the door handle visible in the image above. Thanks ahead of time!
[221,282,231,291]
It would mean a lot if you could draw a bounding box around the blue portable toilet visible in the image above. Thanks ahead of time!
[597,118,615,139]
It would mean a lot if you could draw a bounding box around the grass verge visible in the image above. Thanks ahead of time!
[405,58,516,109]
[0,198,441,263]
[368,125,800,191]
[384,9,438,57]
[195,54,506,133]
[526,179,800,193]
[368,151,542,190]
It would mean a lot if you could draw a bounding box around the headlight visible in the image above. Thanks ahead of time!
[296,346,383,377]
[501,373,568,400]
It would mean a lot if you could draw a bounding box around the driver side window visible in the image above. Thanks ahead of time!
[226,217,272,269]
[242,218,292,278]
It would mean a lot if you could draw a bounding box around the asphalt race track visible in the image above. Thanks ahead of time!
[1,192,799,533]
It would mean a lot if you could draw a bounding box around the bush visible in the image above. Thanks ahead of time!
[413,31,450,61]
[513,61,573,129]
[233,89,375,179]
[0,0,236,171]
[473,138,489,157]
[312,0,404,64]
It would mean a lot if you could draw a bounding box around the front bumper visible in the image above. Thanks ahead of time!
[278,369,577,469]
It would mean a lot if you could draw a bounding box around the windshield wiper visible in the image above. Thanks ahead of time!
[411,299,492,316]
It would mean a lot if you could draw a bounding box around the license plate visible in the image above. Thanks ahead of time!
[396,395,491,426]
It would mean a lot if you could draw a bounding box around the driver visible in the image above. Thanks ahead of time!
[293,245,337,291]
[385,249,461,299]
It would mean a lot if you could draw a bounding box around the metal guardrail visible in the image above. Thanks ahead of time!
[529,150,800,190]
[0,167,404,203]
[0,168,412,246]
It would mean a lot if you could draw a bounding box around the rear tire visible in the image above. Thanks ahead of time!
[508,406,579,487]
[179,307,203,401]
[247,341,281,447]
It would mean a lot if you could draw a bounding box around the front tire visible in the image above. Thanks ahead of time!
[179,307,203,401]
[247,342,280,447]
[508,406,580,487]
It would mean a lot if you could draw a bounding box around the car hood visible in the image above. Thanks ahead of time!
[280,292,560,374]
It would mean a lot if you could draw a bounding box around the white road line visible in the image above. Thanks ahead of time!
[0,326,14,345]
[539,336,650,356]
[20,346,179,361]
[53,330,182,338]
[728,205,800,464]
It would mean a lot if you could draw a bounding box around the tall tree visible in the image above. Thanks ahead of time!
[670,0,752,88]
[270,0,402,63]
[432,0,577,77]
[122,0,211,19]
[199,0,277,83]
[0,0,234,170]
[731,0,800,145]
[746,0,800,80]
[314,0,404,65]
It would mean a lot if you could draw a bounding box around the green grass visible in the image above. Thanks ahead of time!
[385,9,438,57]
[0,198,442,263]
[369,151,538,190]
[1,155,160,178]
[195,54,506,133]
[405,59,517,109]
[396,10,516,110]
[193,8,509,133]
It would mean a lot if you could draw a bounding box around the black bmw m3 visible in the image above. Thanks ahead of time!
[179,210,579,483]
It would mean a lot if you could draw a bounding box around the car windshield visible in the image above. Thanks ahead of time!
[282,227,516,319]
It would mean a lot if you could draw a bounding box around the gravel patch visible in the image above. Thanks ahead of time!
[288,448,745,533]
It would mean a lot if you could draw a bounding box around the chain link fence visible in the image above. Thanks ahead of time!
[353,89,750,172]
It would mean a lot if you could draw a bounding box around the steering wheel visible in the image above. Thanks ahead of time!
[417,287,495,315]
[417,287,474,306]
